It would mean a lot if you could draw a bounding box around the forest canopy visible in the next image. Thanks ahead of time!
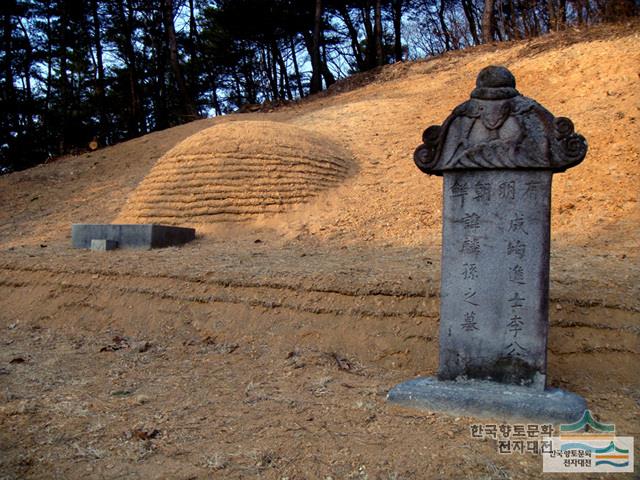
[0,0,636,172]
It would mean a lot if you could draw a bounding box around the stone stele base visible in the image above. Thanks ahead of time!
[72,224,195,250]
[387,377,587,423]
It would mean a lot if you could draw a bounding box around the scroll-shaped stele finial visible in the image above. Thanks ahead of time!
[414,66,588,176]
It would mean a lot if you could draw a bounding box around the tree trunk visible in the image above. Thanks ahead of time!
[187,0,198,90]
[337,5,365,71]
[546,0,565,30]
[361,5,375,68]
[338,2,366,71]
[391,0,403,62]
[482,0,496,43]
[509,0,520,39]
[321,42,336,88]
[240,48,258,104]
[44,7,53,114]
[260,45,277,100]
[374,0,384,66]
[274,42,293,100]
[150,10,168,131]
[3,6,16,130]
[289,36,305,98]
[16,17,34,132]
[530,0,541,35]
[462,0,481,45]
[309,0,323,94]
[497,0,508,39]
[231,71,243,106]
[271,44,280,99]
[583,0,591,23]
[575,0,584,24]
[59,1,70,152]
[91,0,106,144]
[438,0,452,51]
[211,86,221,116]
[558,0,567,27]
[162,0,197,119]
[117,0,141,136]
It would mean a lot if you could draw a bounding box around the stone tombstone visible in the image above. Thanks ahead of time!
[388,66,589,422]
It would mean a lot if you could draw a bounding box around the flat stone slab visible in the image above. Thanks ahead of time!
[438,169,552,388]
[90,239,118,251]
[72,224,195,250]
[387,377,587,423]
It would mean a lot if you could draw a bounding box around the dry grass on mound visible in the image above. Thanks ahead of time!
[117,121,354,225]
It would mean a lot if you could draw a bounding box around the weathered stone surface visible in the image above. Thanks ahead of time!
[414,66,587,174]
[439,169,551,388]
[387,377,587,423]
[388,65,588,421]
[90,239,118,251]
[72,224,195,249]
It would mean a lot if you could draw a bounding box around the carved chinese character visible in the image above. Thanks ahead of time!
[462,312,479,332]
[508,292,526,308]
[523,181,543,200]
[506,341,529,358]
[462,213,481,230]
[508,265,526,285]
[462,263,478,280]
[450,179,469,206]
[498,181,515,200]
[464,289,479,306]
[474,182,491,203]
[461,236,481,255]
[508,315,524,337]
[507,240,526,259]
[508,213,528,235]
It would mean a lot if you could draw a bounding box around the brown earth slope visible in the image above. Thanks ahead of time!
[0,24,639,479]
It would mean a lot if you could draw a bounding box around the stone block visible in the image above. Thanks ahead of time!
[90,239,118,251]
[72,224,195,249]
[387,377,587,423]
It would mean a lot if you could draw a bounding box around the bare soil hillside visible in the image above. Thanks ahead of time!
[1,23,639,479]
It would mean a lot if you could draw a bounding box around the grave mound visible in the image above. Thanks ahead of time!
[118,120,353,224]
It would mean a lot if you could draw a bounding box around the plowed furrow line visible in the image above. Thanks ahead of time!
[152,159,350,176]
[121,215,253,223]
[130,194,320,205]
[138,177,340,190]
[131,186,328,198]
[131,201,312,210]
[0,265,431,299]
[142,175,342,190]
[130,194,317,206]
[147,163,349,179]
[0,275,437,319]
[132,205,301,215]
[0,265,427,298]
[164,153,351,172]
[549,346,640,355]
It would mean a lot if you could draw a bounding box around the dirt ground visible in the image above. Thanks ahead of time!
[1,23,639,479]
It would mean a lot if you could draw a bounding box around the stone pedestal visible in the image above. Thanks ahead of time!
[387,377,586,423]
[388,66,588,422]
[72,224,195,249]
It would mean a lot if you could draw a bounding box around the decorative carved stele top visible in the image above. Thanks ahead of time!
[414,66,588,175]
